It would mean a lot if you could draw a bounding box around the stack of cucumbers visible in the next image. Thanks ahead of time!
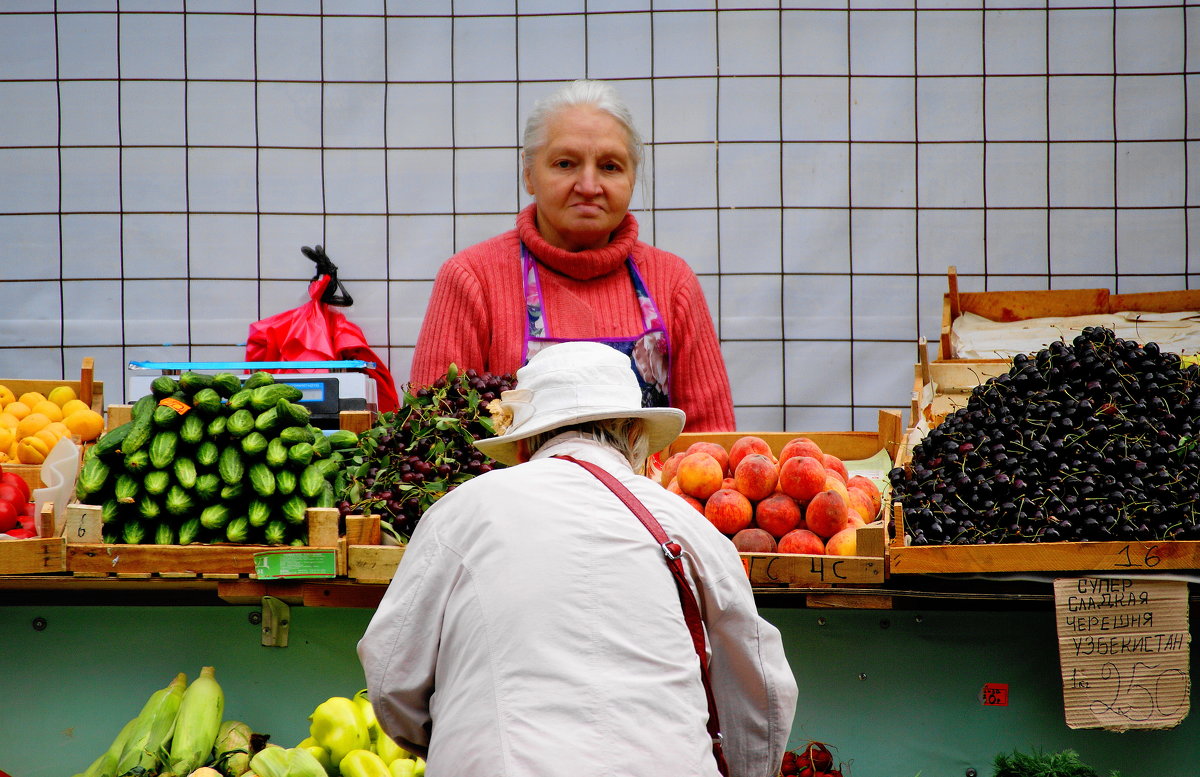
[76,371,358,545]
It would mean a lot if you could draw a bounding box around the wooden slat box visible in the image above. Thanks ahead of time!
[0,505,65,574]
[345,514,405,585]
[888,505,1200,575]
[4,357,105,486]
[660,410,903,588]
[938,265,1200,360]
[65,507,343,579]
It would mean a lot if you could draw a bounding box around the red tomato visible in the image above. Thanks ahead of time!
[0,483,23,506]
[4,527,37,539]
[0,472,31,502]
[0,501,18,533]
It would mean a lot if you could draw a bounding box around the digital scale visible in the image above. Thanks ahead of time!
[127,360,378,429]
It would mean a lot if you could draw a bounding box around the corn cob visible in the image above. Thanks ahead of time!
[115,672,188,775]
[214,720,254,777]
[81,715,140,777]
[166,665,225,776]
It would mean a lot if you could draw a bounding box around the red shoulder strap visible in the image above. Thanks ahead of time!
[555,455,730,777]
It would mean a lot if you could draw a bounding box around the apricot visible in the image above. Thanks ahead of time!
[733,453,778,502]
[704,488,753,535]
[677,452,724,500]
[805,489,851,540]
[778,456,827,504]
[825,526,858,556]
[779,437,823,464]
[686,441,730,476]
[754,493,802,538]
[728,435,773,472]
[732,527,777,553]
[777,528,825,555]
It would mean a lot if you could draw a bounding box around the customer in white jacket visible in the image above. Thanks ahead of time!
[358,341,797,777]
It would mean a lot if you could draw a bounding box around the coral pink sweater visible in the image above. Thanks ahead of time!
[410,204,736,432]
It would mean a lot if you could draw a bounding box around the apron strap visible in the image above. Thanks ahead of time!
[554,454,730,777]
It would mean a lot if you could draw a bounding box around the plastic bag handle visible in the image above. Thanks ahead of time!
[301,245,354,306]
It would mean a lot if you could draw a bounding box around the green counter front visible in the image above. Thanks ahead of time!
[2,604,1198,777]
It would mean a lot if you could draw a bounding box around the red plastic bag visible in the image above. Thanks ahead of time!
[246,275,399,412]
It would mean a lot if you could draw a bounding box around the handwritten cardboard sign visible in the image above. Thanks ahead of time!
[1053,577,1191,731]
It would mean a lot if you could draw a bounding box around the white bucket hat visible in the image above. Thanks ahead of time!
[473,341,686,466]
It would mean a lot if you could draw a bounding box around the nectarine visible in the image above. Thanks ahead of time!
[822,453,849,482]
[779,437,823,464]
[659,452,686,487]
[825,526,858,556]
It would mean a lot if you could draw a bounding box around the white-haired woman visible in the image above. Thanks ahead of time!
[410,79,735,432]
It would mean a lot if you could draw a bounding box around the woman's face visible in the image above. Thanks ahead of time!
[524,105,636,252]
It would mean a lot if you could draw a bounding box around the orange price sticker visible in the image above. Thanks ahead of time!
[741,557,750,578]
[979,683,1009,706]
[158,396,191,415]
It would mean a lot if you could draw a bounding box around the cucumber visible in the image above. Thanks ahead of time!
[211,373,243,398]
[310,431,331,459]
[190,387,222,416]
[279,426,315,445]
[165,485,194,516]
[249,383,303,412]
[225,516,250,544]
[241,431,269,458]
[195,472,221,502]
[299,464,325,499]
[280,495,308,526]
[91,421,133,460]
[179,412,206,445]
[275,469,297,496]
[265,437,289,469]
[121,521,147,545]
[178,371,214,394]
[122,412,155,456]
[227,389,253,412]
[137,494,162,521]
[115,474,140,504]
[200,504,232,531]
[264,520,288,545]
[150,376,180,399]
[316,480,336,509]
[152,402,185,429]
[218,446,245,485]
[248,499,272,528]
[130,393,158,422]
[154,522,177,545]
[248,462,276,498]
[195,440,219,468]
[220,482,245,501]
[173,457,197,489]
[242,371,276,391]
[101,498,121,525]
[287,442,314,469]
[124,448,151,474]
[227,409,255,438]
[177,517,201,545]
[311,457,341,479]
[148,430,178,470]
[144,469,171,496]
[276,398,311,426]
[325,429,359,450]
[77,456,111,499]
[253,406,281,434]
[205,415,228,441]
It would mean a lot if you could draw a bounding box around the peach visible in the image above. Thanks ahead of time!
[824,475,850,504]
[805,489,851,540]
[822,454,849,482]
[847,487,876,524]
[779,437,823,464]
[704,488,753,535]
[825,526,858,556]
[666,478,684,496]
[721,476,737,491]
[754,493,802,539]
[659,452,686,487]
[777,528,825,555]
[778,455,827,504]
[847,475,883,516]
[825,467,847,485]
[680,494,706,514]
[686,441,730,476]
[733,453,778,502]
[677,452,724,500]
[728,435,774,472]
[732,527,777,553]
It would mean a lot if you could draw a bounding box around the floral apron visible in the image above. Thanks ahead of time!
[520,242,671,408]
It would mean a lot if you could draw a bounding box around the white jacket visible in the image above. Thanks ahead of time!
[358,435,797,777]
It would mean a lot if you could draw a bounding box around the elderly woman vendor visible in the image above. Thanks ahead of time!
[409,79,736,432]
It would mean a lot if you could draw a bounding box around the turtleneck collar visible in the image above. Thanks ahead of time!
[516,203,639,281]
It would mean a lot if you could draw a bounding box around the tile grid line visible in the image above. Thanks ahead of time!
[383,1,393,364]
[845,2,857,424]
[54,1,66,380]
[1043,0,1052,288]
[1111,4,1119,290]
[183,0,193,361]
[778,1,788,426]
[981,2,989,290]
[253,0,264,329]
[116,2,129,393]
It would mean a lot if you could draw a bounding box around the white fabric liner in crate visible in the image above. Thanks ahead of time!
[951,310,1200,360]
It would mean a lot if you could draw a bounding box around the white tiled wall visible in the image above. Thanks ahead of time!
[0,1,1196,434]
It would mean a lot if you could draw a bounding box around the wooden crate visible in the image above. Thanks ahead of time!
[3,358,105,486]
[888,504,1200,575]
[0,505,65,574]
[345,514,405,585]
[65,506,344,579]
[661,410,903,589]
[938,265,1200,360]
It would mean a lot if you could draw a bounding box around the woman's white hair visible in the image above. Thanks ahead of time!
[522,80,644,175]
[525,418,651,470]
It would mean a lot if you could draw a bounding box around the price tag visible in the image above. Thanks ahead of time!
[979,683,1009,706]
[62,504,102,543]
[1053,577,1190,731]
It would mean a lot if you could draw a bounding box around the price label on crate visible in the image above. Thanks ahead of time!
[979,683,1009,706]
[253,548,337,580]
[1053,577,1190,731]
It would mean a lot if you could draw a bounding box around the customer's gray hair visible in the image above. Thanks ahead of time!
[522,80,644,175]
[525,418,650,470]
